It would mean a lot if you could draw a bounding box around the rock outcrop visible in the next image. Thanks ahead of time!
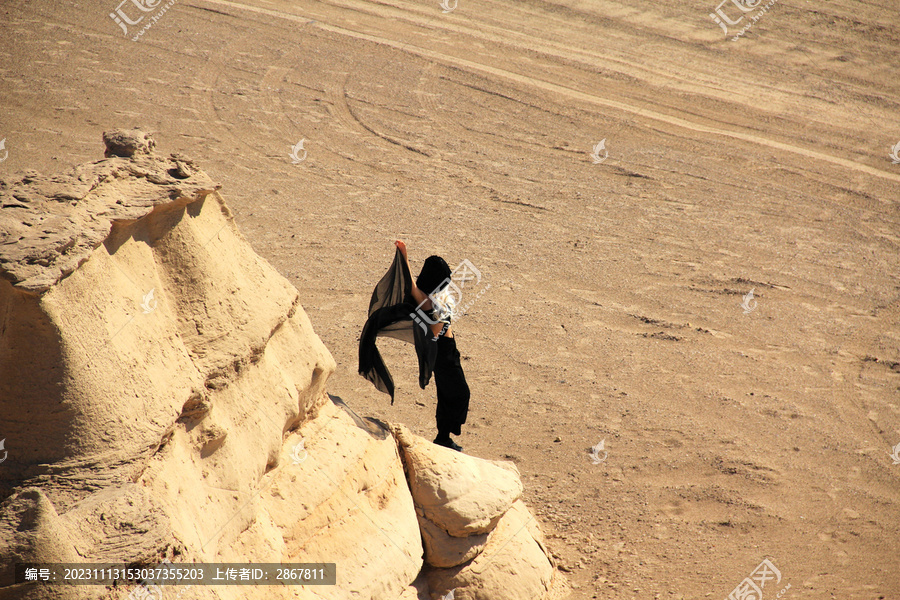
[393,425,524,537]
[0,131,564,600]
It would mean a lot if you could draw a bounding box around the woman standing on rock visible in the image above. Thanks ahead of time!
[359,240,470,451]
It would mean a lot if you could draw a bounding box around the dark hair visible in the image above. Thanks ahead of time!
[416,255,452,296]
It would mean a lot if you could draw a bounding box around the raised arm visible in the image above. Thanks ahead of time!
[396,240,453,338]
[395,240,428,306]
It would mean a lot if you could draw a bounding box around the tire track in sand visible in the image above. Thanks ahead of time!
[188,0,900,187]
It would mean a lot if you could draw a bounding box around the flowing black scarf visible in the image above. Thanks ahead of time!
[358,249,451,402]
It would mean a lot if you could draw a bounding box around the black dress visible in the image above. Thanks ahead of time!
[358,248,470,435]
[433,334,470,436]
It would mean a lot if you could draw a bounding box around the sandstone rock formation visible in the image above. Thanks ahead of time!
[102,128,156,159]
[0,131,564,600]
[392,425,524,537]
[426,501,555,600]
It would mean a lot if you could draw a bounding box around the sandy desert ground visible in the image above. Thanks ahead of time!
[2,0,900,598]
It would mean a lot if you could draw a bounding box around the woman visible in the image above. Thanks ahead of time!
[358,240,470,451]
